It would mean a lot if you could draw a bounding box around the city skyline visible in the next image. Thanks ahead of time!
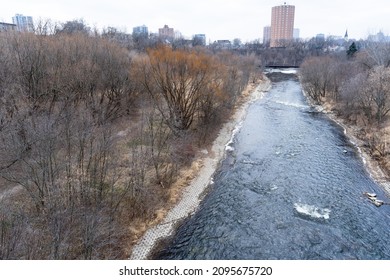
[1,0,390,42]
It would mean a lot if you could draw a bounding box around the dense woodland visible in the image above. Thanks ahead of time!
[300,40,390,174]
[0,23,259,259]
[3,18,389,259]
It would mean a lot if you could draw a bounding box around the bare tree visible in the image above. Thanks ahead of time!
[55,19,91,36]
[140,46,217,135]
[358,40,390,69]
[365,66,390,125]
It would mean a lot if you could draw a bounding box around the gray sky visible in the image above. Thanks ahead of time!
[1,0,389,42]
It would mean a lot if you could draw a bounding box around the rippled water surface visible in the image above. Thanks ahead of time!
[155,74,390,260]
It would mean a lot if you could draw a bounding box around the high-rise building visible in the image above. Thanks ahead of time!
[270,3,295,47]
[133,25,148,36]
[158,24,174,40]
[12,14,34,32]
[263,26,271,45]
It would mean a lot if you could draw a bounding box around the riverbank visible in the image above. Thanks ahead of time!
[317,104,390,197]
[129,76,272,259]
[142,70,390,260]
[298,76,390,198]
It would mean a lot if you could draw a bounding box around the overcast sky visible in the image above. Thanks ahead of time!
[1,0,389,42]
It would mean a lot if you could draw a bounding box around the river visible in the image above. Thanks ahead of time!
[153,71,390,260]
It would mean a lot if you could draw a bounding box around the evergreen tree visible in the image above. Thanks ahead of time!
[347,42,358,58]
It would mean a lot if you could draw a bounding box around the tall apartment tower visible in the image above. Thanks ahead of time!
[12,14,34,32]
[270,3,295,47]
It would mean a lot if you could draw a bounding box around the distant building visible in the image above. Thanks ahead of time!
[133,25,148,37]
[174,30,183,40]
[367,31,390,42]
[263,26,271,44]
[323,34,348,52]
[0,22,17,32]
[344,29,348,41]
[12,14,34,32]
[293,28,300,40]
[214,40,231,49]
[270,3,295,47]
[158,24,174,40]
[193,34,206,46]
[316,33,325,42]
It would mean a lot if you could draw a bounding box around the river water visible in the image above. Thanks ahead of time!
[154,72,390,260]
